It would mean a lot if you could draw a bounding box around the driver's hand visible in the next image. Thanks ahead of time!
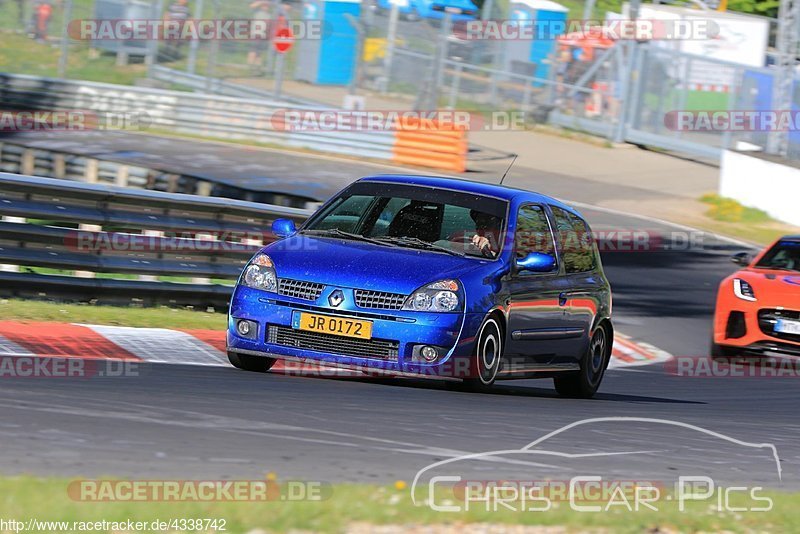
[472,234,492,255]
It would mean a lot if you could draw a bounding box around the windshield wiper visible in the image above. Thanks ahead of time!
[300,228,391,247]
[375,236,466,257]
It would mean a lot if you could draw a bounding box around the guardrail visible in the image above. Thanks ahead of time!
[0,172,312,309]
[0,73,467,172]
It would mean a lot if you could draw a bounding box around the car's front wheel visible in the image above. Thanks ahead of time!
[227,351,276,373]
[710,337,738,361]
[554,325,609,399]
[462,317,503,390]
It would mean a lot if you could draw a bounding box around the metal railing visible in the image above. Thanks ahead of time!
[0,172,312,308]
[0,72,397,161]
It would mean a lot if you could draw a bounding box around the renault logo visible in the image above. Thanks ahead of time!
[328,289,345,307]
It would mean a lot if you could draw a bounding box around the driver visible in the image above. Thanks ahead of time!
[470,210,502,257]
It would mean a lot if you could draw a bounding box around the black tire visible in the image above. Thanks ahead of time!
[554,324,609,399]
[462,317,503,391]
[227,351,276,373]
[710,338,738,361]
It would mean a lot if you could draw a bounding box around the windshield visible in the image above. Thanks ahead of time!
[755,240,800,272]
[302,182,508,258]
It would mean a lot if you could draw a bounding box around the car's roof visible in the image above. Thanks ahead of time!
[358,174,577,213]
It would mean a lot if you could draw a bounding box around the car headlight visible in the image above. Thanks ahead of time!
[733,278,756,302]
[242,253,278,292]
[403,279,462,312]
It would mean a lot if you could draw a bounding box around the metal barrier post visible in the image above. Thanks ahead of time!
[186,0,205,74]
[21,149,34,175]
[448,62,463,110]
[75,224,100,279]
[84,159,99,183]
[0,216,24,273]
[613,42,636,144]
[116,165,130,187]
[381,1,401,94]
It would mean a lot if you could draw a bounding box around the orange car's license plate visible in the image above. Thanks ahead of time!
[293,312,373,340]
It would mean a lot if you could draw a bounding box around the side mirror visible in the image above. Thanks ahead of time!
[271,218,297,238]
[516,252,557,273]
[731,251,752,267]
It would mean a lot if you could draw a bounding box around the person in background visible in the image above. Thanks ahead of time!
[163,0,191,61]
[32,0,53,42]
[247,0,271,72]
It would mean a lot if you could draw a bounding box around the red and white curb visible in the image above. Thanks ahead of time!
[0,322,670,373]
[608,332,672,369]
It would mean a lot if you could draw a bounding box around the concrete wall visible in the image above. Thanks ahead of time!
[720,150,800,227]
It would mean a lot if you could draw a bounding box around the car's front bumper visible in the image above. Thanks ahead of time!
[714,305,800,355]
[226,286,485,378]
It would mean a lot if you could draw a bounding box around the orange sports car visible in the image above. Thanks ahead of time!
[712,235,800,358]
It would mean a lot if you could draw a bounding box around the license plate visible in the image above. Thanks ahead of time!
[292,311,372,340]
[775,318,800,335]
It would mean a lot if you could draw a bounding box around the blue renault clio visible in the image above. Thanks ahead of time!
[227,175,613,397]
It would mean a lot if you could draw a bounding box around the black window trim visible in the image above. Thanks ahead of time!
[512,202,560,277]
[549,204,596,274]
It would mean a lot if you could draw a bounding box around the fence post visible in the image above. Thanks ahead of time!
[382,2,401,94]
[613,42,637,144]
[448,62,464,110]
[522,74,533,111]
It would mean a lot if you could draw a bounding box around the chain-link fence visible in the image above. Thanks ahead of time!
[3,0,800,163]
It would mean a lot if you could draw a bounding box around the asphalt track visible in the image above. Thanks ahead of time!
[1,145,797,492]
[2,201,796,490]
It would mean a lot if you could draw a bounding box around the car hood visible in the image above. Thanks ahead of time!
[734,268,800,306]
[262,235,491,294]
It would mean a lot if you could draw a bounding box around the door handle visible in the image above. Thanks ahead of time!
[558,293,568,307]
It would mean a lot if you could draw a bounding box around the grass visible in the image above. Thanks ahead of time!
[694,193,795,245]
[0,299,226,330]
[700,194,771,224]
[0,30,145,85]
[0,476,798,533]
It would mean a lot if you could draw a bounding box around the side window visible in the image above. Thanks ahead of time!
[515,204,556,261]
[551,206,596,273]
[314,195,373,233]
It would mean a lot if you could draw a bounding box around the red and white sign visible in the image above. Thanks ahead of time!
[273,26,294,54]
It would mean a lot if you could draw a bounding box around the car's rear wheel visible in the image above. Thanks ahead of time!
[554,325,609,399]
[227,351,276,373]
[462,317,503,390]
